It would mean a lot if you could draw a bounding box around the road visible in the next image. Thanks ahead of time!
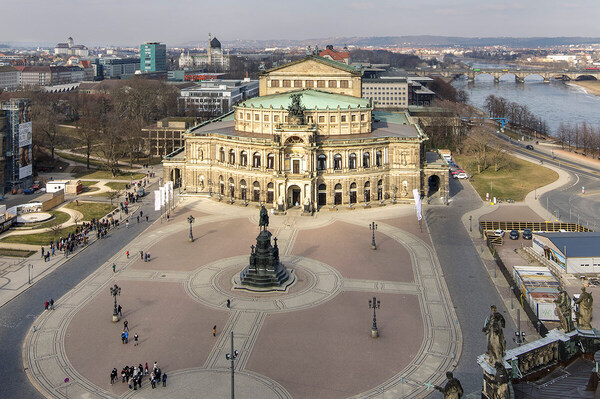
[426,178,518,396]
[0,189,161,398]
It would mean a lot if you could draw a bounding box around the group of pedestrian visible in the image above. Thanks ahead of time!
[140,250,151,262]
[111,362,166,390]
[43,298,55,310]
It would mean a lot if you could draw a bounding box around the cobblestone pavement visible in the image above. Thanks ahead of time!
[24,198,461,399]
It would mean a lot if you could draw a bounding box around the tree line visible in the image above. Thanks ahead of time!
[28,79,178,175]
[483,94,549,135]
[556,122,600,158]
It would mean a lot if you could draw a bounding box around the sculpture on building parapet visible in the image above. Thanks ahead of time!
[483,305,506,365]
[554,286,574,332]
[574,286,594,330]
[434,371,463,399]
[287,93,305,125]
[492,362,510,399]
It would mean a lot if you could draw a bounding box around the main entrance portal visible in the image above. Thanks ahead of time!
[287,185,301,207]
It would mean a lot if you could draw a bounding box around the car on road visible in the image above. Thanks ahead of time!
[494,229,505,237]
[522,229,532,240]
[525,145,534,150]
[23,188,34,195]
[456,172,468,179]
[509,230,519,240]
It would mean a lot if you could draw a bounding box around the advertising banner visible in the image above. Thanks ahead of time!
[18,122,32,147]
[413,189,422,221]
[19,147,32,178]
[154,190,161,211]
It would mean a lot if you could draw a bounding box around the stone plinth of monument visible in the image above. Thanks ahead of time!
[234,229,295,292]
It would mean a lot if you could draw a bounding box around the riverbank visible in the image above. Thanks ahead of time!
[569,80,600,96]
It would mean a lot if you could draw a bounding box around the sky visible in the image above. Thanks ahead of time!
[1,0,599,47]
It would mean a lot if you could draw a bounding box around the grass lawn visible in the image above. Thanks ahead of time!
[65,201,116,221]
[74,170,146,181]
[0,248,36,257]
[0,226,78,246]
[80,180,99,187]
[56,151,105,168]
[454,153,558,202]
[105,182,128,191]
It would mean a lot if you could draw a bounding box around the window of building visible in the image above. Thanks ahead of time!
[294,80,302,87]
[267,153,274,169]
[318,115,325,123]
[246,113,251,120]
[376,150,382,167]
[328,80,337,88]
[305,80,314,88]
[219,147,225,162]
[330,116,336,123]
[306,116,313,123]
[361,114,365,121]
[229,149,235,164]
[351,114,356,122]
[240,151,248,166]
[271,80,279,87]
[274,115,279,122]
[334,154,342,170]
[263,114,269,122]
[341,115,347,122]
[317,154,327,170]
[254,114,259,121]
[340,80,349,88]
[317,80,325,88]
[363,152,370,168]
[282,80,291,87]
[253,152,261,168]
[349,153,356,169]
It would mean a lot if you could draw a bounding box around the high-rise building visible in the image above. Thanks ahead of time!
[140,42,166,73]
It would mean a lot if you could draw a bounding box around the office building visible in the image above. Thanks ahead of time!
[0,66,19,91]
[178,79,259,118]
[140,42,166,73]
[96,57,140,79]
[142,117,200,157]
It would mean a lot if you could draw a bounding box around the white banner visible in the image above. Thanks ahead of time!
[167,181,173,202]
[19,146,32,178]
[159,186,165,207]
[154,190,161,211]
[413,189,422,221]
[19,122,32,147]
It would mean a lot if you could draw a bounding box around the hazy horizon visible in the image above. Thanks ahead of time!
[1,0,599,47]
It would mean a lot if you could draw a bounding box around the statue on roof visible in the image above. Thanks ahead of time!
[554,286,574,332]
[574,286,593,330]
[287,93,305,125]
[483,305,506,365]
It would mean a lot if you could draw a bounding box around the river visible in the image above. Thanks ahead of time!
[451,62,600,134]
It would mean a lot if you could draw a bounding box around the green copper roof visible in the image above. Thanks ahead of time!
[238,89,370,110]
[372,111,409,125]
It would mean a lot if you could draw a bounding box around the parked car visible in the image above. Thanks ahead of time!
[32,181,41,190]
[509,230,519,240]
[456,172,468,179]
[494,229,505,237]
[522,229,532,240]
[525,145,534,150]
[23,188,34,195]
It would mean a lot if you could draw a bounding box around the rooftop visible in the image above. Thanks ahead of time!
[535,231,600,258]
[239,89,370,110]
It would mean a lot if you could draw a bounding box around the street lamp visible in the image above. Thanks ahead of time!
[370,222,377,250]
[225,331,239,399]
[28,264,33,284]
[110,284,121,322]
[187,215,195,242]
[469,215,472,232]
[368,296,381,338]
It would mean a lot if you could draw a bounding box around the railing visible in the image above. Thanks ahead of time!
[480,221,592,234]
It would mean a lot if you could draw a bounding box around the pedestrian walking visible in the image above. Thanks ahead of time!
[140,250,144,260]
[126,250,129,258]
[137,216,140,223]
[111,368,117,384]
[147,252,151,261]
[144,253,148,262]
[162,373,167,387]
[44,301,49,311]
[123,320,129,331]
[50,298,54,310]
[145,363,149,375]
[112,263,116,273]
[213,325,216,337]
[124,331,129,343]
[41,247,44,258]
[134,333,139,346]
[121,331,126,344]
[140,210,143,218]
[118,304,122,317]
[226,299,231,309]
[126,220,129,228]
[146,215,149,222]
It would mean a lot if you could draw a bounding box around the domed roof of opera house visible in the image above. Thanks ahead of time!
[238,89,370,110]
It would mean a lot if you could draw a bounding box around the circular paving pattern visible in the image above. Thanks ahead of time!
[17,212,53,224]
[186,255,343,313]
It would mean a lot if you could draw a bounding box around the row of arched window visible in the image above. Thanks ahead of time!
[218,147,384,171]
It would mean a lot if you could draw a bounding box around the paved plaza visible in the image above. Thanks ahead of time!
[25,198,461,399]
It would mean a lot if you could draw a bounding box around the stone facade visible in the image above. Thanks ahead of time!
[164,57,449,209]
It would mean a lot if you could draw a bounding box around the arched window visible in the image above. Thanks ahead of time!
[317,154,327,170]
[318,183,327,206]
[377,179,383,200]
[229,149,235,164]
[349,153,357,169]
[228,177,235,197]
[363,152,370,168]
[376,150,382,167]
[240,151,248,166]
[240,179,247,200]
[364,181,371,202]
[253,152,261,168]
[253,181,260,202]
[334,154,342,170]
[219,147,225,162]
[267,153,275,169]
[219,175,224,195]
[349,182,357,204]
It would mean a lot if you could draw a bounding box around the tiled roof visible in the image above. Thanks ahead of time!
[319,48,350,61]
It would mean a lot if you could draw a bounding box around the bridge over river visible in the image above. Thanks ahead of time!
[411,67,600,83]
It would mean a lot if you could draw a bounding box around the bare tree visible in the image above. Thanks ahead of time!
[30,93,61,162]
[106,190,121,205]
[462,127,490,173]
